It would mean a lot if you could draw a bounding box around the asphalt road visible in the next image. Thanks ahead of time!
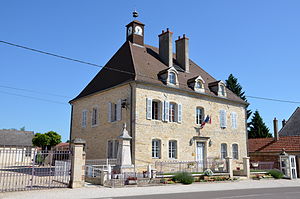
[108,187,300,199]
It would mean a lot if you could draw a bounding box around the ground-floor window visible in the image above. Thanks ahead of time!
[232,144,239,160]
[107,140,118,159]
[169,140,177,159]
[152,139,161,158]
[221,143,227,159]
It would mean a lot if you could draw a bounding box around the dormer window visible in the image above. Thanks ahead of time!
[169,72,176,85]
[187,76,205,93]
[158,67,179,87]
[208,80,227,97]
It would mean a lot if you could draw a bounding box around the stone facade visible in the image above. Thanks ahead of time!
[71,81,247,170]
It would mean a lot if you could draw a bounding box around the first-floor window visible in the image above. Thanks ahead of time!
[92,107,98,126]
[169,140,177,159]
[232,144,239,160]
[196,107,204,125]
[169,103,176,122]
[152,139,161,158]
[221,143,227,159]
[152,101,159,120]
[82,110,87,127]
[107,140,118,159]
[111,103,117,122]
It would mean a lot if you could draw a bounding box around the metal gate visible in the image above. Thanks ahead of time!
[0,148,71,192]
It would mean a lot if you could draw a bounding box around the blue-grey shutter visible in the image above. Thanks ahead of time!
[231,112,237,129]
[220,110,227,128]
[164,101,169,122]
[146,98,152,120]
[108,103,112,122]
[178,103,182,123]
[116,99,122,121]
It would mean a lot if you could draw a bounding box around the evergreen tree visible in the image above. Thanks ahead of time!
[226,74,252,127]
[248,111,272,138]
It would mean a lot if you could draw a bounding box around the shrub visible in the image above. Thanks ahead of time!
[172,172,194,184]
[268,169,284,179]
[204,169,214,176]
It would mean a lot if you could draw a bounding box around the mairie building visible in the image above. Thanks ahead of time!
[69,18,248,170]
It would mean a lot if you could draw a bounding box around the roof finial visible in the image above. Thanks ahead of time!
[133,10,138,18]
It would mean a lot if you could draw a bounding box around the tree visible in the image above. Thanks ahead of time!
[32,131,62,150]
[226,74,252,127]
[248,111,272,138]
[20,126,25,131]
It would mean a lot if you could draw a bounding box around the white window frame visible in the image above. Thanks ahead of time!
[231,112,237,129]
[232,144,239,160]
[152,100,160,120]
[221,143,228,159]
[169,140,177,159]
[91,107,98,127]
[169,102,177,122]
[81,109,88,128]
[196,107,204,125]
[152,139,161,159]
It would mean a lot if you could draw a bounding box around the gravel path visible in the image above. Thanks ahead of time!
[1,179,300,199]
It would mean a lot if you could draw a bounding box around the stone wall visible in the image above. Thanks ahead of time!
[134,83,247,170]
[71,84,132,160]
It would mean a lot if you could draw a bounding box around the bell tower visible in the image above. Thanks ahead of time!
[126,11,145,46]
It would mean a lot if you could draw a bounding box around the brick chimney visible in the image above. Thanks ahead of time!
[175,34,189,72]
[273,117,279,141]
[158,28,173,67]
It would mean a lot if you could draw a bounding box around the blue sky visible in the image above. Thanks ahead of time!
[1,0,299,141]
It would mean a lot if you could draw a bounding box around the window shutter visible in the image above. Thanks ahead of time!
[108,103,112,122]
[162,101,165,121]
[178,103,182,123]
[220,110,227,128]
[116,99,122,121]
[164,101,169,122]
[146,98,152,120]
[231,112,237,129]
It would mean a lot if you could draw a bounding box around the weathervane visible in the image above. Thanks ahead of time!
[133,10,138,18]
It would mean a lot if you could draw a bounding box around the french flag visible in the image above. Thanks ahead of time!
[200,115,211,129]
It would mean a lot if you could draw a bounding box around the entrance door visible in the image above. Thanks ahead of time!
[290,156,298,179]
[196,142,205,170]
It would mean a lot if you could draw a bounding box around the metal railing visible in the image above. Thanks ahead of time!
[0,148,71,192]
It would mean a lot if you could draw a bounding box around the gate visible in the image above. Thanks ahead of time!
[0,148,71,192]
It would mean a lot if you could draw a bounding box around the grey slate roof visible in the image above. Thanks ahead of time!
[0,130,34,147]
[279,107,300,137]
[71,41,246,105]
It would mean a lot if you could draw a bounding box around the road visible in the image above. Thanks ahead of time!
[111,187,300,199]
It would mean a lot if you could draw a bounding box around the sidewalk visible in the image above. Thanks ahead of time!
[1,179,300,199]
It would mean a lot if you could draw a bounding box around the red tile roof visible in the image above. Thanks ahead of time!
[248,136,300,153]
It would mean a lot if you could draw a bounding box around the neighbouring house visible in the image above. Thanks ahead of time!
[69,18,248,171]
[0,129,35,164]
[248,110,300,177]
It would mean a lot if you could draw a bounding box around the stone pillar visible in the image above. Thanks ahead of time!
[69,138,86,188]
[225,157,233,178]
[297,156,300,178]
[116,123,134,173]
[147,164,152,178]
[243,157,250,178]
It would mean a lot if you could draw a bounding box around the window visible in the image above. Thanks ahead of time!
[169,103,176,122]
[111,103,117,122]
[232,144,239,160]
[108,100,122,122]
[169,140,177,159]
[195,81,203,89]
[107,140,118,159]
[221,143,227,159]
[152,101,159,120]
[169,72,176,85]
[152,139,161,158]
[25,147,32,157]
[82,110,87,128]
[220,110,227,128]
[220,85,225,96]
[231,112,237,129]
[196,107,204,125]
[92,107,98,126]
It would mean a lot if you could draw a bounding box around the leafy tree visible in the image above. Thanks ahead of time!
[226,74,252,128]
[248,111,272,138]
[32,131,62,150]
[20,126,25,131]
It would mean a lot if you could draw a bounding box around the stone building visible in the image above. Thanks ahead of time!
[69,19,248,170]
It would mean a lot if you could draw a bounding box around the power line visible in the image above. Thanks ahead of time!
[1,40,299,105]
[246,96,300,104]
[0,85,71,98]
[0,90,68,105]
